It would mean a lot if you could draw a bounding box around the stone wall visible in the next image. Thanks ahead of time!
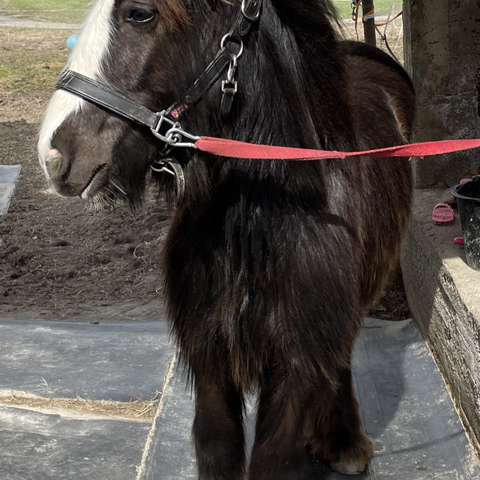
[403,0,480,187]
[401,189,480,458]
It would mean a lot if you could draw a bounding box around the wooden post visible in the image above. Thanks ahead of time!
[362,0,376,47]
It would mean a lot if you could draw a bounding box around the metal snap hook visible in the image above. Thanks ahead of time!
[150,158,186,206]
[226,57,238,83]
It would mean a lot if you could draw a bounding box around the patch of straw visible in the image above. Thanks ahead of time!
[0,391,161,421]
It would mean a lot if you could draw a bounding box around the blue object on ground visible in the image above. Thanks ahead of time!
[67,34,79,50]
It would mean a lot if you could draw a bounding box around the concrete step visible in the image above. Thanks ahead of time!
[402,188,480,458]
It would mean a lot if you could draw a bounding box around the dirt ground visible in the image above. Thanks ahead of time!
[1,117,170,322]
[0,25,409,323]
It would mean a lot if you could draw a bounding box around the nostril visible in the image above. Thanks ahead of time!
[44,149,64,179]
[38,143,63,179]
[44,147,61,162]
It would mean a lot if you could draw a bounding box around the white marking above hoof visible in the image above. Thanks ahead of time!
[331,460,367,476]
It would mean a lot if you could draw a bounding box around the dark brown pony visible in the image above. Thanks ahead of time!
[38,1,415,478]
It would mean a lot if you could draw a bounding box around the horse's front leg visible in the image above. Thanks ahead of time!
[193,372,246,480]
[308,366,373,475]
[249,368,309,480]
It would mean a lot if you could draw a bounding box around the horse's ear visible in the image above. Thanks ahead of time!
[153,0,191,31]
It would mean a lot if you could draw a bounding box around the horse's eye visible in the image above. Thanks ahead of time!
[126,9,155,24]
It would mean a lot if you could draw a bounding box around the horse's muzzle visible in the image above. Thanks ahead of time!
[39,146,102,198]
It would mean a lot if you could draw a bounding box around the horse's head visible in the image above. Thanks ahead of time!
[39,0,345,206]
[38,0,240,205]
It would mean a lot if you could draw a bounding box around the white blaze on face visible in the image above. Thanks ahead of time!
[38,0,115,177]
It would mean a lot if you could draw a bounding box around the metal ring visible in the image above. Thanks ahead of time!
[220,32,232,50]
[220,33,244,59]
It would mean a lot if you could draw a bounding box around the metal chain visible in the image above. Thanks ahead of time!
[351,0,361,20]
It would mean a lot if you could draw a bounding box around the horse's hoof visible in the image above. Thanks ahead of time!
[331,459,367,475]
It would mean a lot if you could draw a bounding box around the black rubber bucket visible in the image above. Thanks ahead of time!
[452,177,480,271]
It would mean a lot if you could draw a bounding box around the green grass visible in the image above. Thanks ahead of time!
[0,0,401,23]
[332,0,403,20]
[0,0,91,24]
[0,28,74,92]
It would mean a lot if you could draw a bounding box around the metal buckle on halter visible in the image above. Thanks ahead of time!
[220,33,244,59]
[241,0,261,21]
[151,112,200,149]
[151,160,176,176]
[151,112,180,143]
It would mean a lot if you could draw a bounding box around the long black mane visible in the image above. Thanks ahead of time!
[183,0,353,148]
[154,0,358,213]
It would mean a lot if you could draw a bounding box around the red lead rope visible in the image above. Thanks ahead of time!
[195,136,480,161]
